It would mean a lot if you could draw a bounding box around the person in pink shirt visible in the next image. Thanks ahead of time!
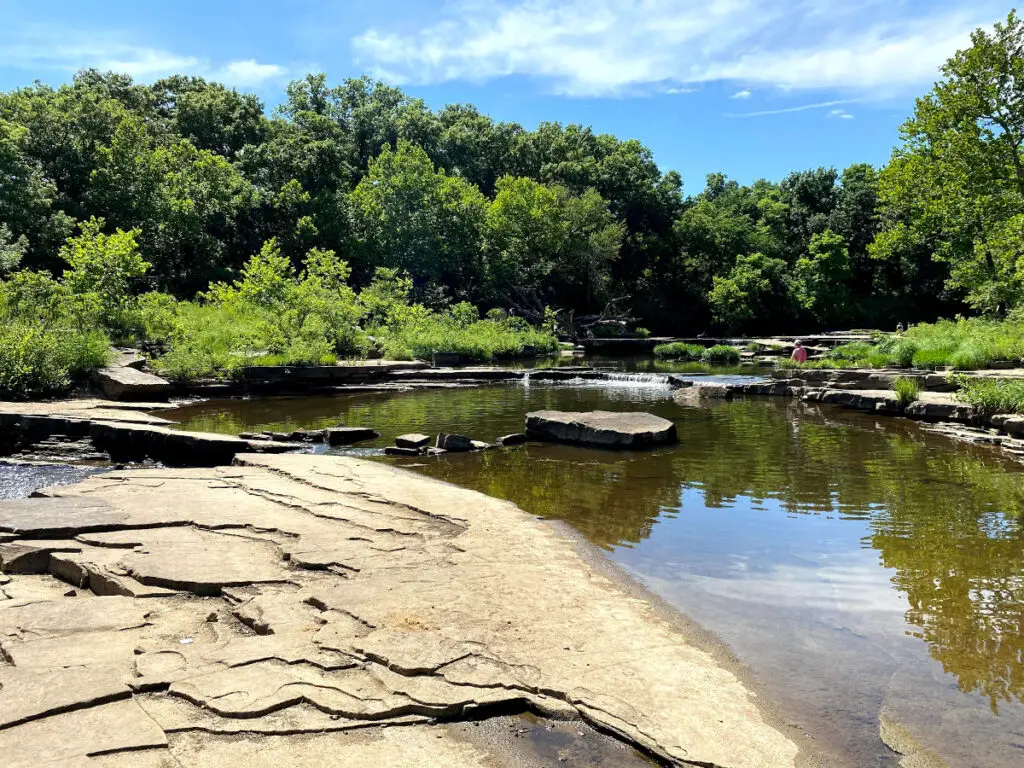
[791,340,808,364]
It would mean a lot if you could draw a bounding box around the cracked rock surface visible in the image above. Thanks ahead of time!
[0,453,800,767]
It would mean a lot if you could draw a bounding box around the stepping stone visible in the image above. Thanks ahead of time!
[395,433,431,449]
[525,410,677,449]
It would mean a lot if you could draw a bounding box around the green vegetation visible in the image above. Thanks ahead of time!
[956,378,1024,415]
[3,12,1024,393]
[652,342,741,364]
[0,225,555,392]
[701,345,741,364]
[778,318,1024,372]
[894,376,921,407]
[653,342,705,360]
[0,323,108,399]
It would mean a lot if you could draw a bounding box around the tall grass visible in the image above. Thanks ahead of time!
[653,342,705,360]
[893,376,921,407]
[786,318,1024,372]
[701,344,741,364]
[376,315,558,362]
[956,378,1024,415]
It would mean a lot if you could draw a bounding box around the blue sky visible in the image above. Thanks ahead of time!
[0,0,1009,189]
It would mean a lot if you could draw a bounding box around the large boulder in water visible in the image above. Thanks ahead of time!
[525,410,677,449]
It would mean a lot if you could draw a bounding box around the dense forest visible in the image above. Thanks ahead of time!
[1,10,1023,394]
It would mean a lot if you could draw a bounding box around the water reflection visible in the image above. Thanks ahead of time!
[166,385,1024,766]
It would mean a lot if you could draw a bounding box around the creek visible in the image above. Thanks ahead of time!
[8,362,1024,767]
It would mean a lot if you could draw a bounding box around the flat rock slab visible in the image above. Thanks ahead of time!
[0,454,800,767]
[91,367,172,402]
[395,433,431,449]
[526,410,678,448]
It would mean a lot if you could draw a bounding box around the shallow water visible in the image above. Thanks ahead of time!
[166,379,1024,767]
[0,462,102,499]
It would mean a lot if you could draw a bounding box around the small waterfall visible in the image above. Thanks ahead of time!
[522,370,531,388]
[601,372,672,385]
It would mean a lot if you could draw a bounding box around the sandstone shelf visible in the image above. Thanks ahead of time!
[0,453,802,767]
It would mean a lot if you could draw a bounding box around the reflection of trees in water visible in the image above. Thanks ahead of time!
[179,389,1024,708]
[679,401,1024,712]
[437,398,1024,711]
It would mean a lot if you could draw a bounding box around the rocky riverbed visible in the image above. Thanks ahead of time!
[0,452,806,767]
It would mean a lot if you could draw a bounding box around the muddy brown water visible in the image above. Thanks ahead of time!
[117,372,1024,766]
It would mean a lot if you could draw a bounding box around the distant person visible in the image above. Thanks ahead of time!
[896,322,904,334]
[791,341,808,364]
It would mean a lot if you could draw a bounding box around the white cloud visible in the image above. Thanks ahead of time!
[731,88,752,99]
[352,0,1003,97]
[828,108,855,119]
[212,59,288,86]
[0,25,288,88]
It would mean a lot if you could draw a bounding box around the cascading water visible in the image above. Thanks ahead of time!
[600,372,673,385]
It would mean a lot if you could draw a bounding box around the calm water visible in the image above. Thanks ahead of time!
[167,379,1024,767]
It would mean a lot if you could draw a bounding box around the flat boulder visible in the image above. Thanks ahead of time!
[326,427,380,446]
[91,367,172,402]
[395,433,431,449]
[525,410,677,449]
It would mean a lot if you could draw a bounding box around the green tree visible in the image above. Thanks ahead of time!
[350,141,488,299]
[151,75,269,159]
[60,217,149,327]
[87,118,254,293]
[873,11,1024,314]
[0,223,27,274]
[483,176,621,312]
[709,253,795,331]
[794,230,853,326]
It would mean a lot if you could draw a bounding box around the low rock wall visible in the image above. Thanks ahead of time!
[0,410,294,466]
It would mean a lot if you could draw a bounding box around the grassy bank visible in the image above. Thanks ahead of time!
[778,318,1024,372]
[955,378,1024,415]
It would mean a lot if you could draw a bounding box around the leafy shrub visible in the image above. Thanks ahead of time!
[0,322,109,399]
[701,344,741,364]
[653,342,705,360]
[956,377,1024,414]
[893,376,921,407]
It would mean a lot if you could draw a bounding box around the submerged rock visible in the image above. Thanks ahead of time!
[525,410,678,448]
[436,433,473,452]
[496,433,529,447]
[395,433,431,449]
[384,446,421,457]
[325,427,380,446]
[261,429,326,443]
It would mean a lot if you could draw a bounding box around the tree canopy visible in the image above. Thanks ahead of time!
[6,13,1024,334]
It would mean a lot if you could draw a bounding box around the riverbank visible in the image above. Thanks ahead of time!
[0,451,806,767]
